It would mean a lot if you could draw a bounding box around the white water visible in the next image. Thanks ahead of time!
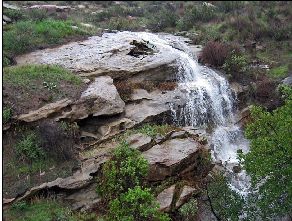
[124,31,251,195]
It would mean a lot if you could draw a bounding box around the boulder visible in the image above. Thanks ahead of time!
[15,32,191,81]
[3,2,20,10]
[157,185,176,212]
[17,76,125,122]
[17,99,72,122]
[142,138,202,181]
[3,15,11,23]
[125,133,152,151]
[176,186,197,208]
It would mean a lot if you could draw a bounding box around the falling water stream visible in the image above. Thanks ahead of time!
[127,31,251,196]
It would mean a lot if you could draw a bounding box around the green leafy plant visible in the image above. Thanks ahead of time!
[108,186,170,221]
[207,173,244,221]
[3,107,12,124]
[15,132,46,163]
[178,198,198,221]
[239,85,292,218]
[97,141,149,201]
[223,52,248,76]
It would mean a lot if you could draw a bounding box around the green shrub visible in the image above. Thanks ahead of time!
[108,186,170,221]
[239,86,292,218]
[97,141,149,201]
[268,65,289,78]
[103,17,141,31]
[136,124,174,138]
[207,173,244,221]
[4,65,82,88]
[216,1,244,13]
[3,19,88,56]
[178,198,198,221]
[15,132,46,163]
[177,3,216,31]
[3,107,12,124]
[223,52,248,76]
[146,7,178,31]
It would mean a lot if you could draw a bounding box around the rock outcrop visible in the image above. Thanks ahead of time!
[16,76,125,122]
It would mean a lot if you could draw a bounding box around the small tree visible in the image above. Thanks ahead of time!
[239,85,292,218]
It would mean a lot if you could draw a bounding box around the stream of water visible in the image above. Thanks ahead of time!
[130,31,251,196]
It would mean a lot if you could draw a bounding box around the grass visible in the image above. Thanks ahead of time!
[7,198,74,221]
[268,65,289,78]
[3,19,89,57]
[4,64,82,88]
[3,107,12,124]
[15,132,46,163]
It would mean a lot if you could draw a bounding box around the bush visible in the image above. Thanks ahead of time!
[176,4,216,31]
[97,141,149,201]
[178,198,198,221]
[199,41,229,67]
[216,1,244,13]
[3,19,88,56]
[223,52,248,77]
[207,173,244,220]
[147,7,178,31]
[108,186,170,221]
[15,132,46,163]
[103,17,141,31]
[3,107,12,124]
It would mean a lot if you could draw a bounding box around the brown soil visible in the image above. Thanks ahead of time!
[3,122,80,199]
[3,79,87,116]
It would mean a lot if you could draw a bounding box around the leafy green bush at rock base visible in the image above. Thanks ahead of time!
[97,141,149,201]
[108,186,170,221]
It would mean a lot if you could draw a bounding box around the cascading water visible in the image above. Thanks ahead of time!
[128,31,251,195]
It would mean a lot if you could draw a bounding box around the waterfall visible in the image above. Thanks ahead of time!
[129,31,251,195]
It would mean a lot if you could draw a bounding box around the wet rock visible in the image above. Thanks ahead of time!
[126,88,187,123]
[157,185,175,212]
[176,186,197,208]
[232,165,242,173]
[125,133,152,151]
[236,105,252,127]
[17,99,72,122]
[142,138,202,181]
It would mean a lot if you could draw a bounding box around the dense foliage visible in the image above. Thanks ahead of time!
[240,86,292,217]
[108,186,170,221]
[207,173,244,221]
[97,141,149,201]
